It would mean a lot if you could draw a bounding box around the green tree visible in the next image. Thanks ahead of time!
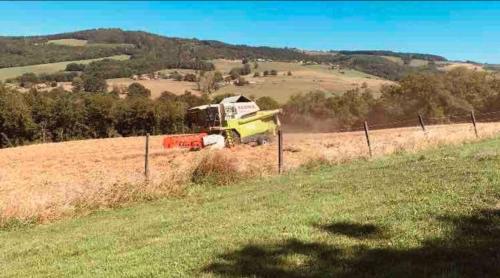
[241,64,251,75]
[19,72,39,88]
[84,94,117,137]
[65,63,86,72]
[197,71,220,93]
[229,68,241,80]
[83,75,107,93]
[213,71,224,83]
[49,92,88,141]
[127,82,151,98]
[212,93,236,104]
[154,98,187,134]
[113,97,156,136]
[256,96,280,110]
[0,86,35,147]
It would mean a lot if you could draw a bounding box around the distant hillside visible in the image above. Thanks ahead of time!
[0,28,451,81]
[336,50,447,62]
[315,54,439,80]
[0,28,322,69]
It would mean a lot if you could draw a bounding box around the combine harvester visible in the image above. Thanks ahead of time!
[163,95,281,149]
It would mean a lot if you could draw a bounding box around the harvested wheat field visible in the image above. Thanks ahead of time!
[107,78,200,98]
[1,122,500,225]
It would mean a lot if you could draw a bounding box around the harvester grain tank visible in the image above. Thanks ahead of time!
[163,95,281,149]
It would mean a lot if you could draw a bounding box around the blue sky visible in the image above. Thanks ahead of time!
[1,1,500,63]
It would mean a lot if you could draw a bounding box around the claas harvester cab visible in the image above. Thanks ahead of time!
[163,95,281,149]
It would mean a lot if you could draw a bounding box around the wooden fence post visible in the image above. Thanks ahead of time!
[470,111,478,138]
[278,129,283,174]
[418,114,426,133]
[363,121,372,157]
[145,133,150,180]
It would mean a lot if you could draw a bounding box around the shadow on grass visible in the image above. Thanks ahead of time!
[317,221,386,239]
[204,209,500,277]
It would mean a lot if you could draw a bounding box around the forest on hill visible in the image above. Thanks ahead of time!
[336,50,447,61]
[1,28,451,81]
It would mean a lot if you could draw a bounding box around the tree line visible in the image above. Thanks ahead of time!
[3,67,499,148]
[282,67,500,131]
[0,83,279,148]
[0,84,209,148]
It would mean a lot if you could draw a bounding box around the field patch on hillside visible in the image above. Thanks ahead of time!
[380,55,430,67]
[212,59,392,102]
[107,77,199,98]
[47,39,88,46]
[437,61,484,71]
[0,55,130,80]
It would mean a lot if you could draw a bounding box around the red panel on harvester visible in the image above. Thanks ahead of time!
[163,133,207,149]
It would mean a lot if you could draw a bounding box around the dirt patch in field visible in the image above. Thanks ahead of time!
[1,122,500,225]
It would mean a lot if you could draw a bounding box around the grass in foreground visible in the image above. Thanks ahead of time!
[0,138,499,277]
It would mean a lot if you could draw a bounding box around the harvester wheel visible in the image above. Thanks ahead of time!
[257,135,271,145]
[232,130,241,144]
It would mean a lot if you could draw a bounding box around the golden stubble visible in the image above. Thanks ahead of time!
[1,122,499,224]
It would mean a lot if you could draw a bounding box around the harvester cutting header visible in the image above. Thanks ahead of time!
[163,95,281,149]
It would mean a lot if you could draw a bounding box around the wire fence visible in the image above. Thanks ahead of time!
[324,109,500,134]
[276,109,500,172]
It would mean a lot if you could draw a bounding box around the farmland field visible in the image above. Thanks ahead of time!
[89,60,393,102]
[47,38,88,46]
[1,122,499,226]
[380,55,429,67]
[107,77,200,98]
[47,39,135,48]
[0,134,499,277]
[212,59,392,102]
[0,55,130,80]
[437,61,484,71]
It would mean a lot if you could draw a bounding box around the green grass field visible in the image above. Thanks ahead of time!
[47,39,135,49]
[47,39,88,46]
[0,55,130,81]
[1,138,499,277]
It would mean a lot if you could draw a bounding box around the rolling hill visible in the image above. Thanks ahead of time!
[0,28,455,82]
[211,59,392,102]
[0,28,493,103]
